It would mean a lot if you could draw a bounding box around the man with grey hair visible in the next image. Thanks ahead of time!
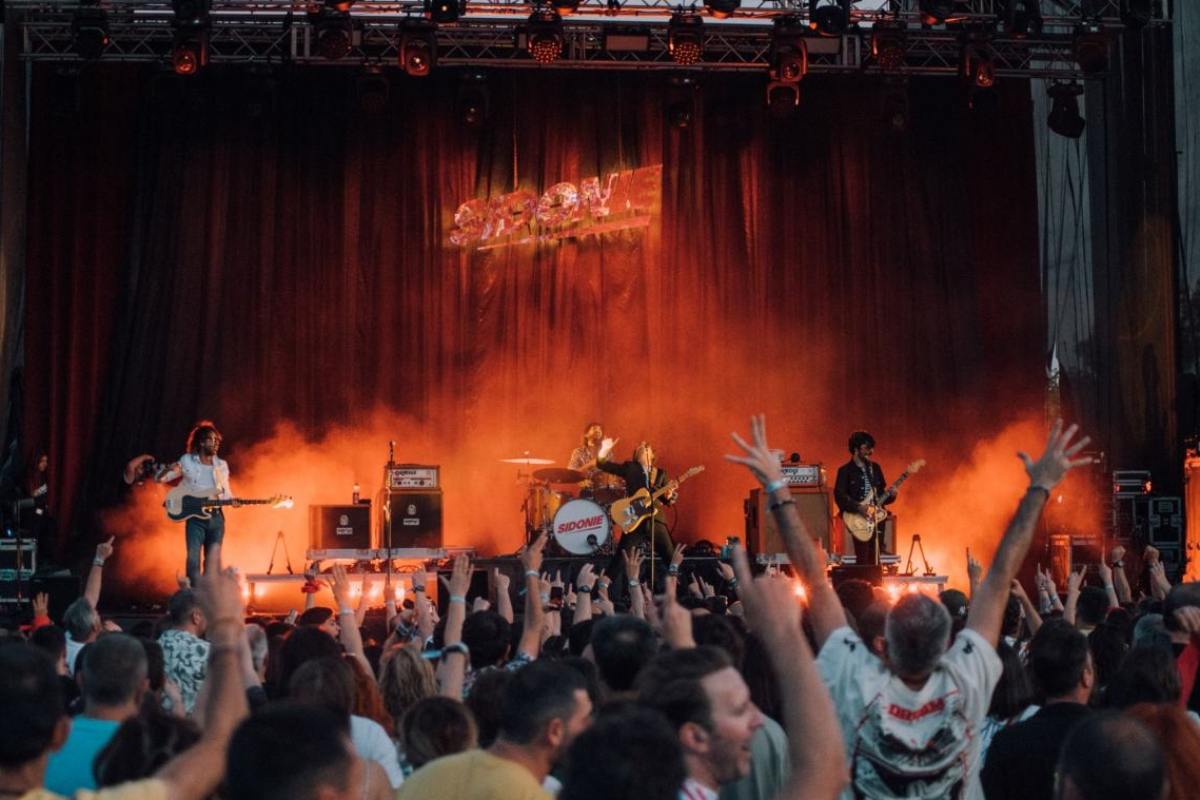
[62,537,116,675]
[44,633,149,795]
[725,416,1092,799]
[160,588,210,715]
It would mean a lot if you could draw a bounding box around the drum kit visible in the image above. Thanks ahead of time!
[498,453,624,556]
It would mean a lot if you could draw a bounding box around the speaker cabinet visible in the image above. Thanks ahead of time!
[378,490,442,548]
[745,488,832,554]
[308,505,372,550]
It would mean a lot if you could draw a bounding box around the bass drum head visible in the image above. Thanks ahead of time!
[552,499,611,555]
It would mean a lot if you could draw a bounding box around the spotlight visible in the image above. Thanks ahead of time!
[882,77,909,134]
[961,42,995,89]
[769,16,807,83]
[766,81,800,117]
[1047,82,1085,138]
[326,0,356,12]
[808,0,851,37]
[457,71,489,128]
[357,68,389,114]
[312,8,354,60]
[1120,0,1153,29]
[704,0,740,21]
[1073,23,1108,75]
[551,0,581,14]
[668,11,704,66]
[171,31,208,75]
[666,76,698,129]
[399,19,437,76]
[870,21,906,72]
[919,0,967,26]
[999,0,1042,37]
[427,0,463,24]
[525,9,564,64]
[71,4,110,60]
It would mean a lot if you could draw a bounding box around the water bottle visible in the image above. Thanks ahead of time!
[352,483,360,504]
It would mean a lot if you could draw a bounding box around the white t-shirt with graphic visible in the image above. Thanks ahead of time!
[817,625,1001,800]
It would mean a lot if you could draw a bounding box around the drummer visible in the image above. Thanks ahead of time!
[567,422,621,501]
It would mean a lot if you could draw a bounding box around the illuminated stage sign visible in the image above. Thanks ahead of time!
[450,164,662,250]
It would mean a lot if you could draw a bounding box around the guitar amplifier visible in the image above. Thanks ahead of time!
[309,505,373,550]
[745,488,832,554]
[385,465,440,489]
[377,490,442,548]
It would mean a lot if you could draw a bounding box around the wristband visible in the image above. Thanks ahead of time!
[93,558,106,567]
[577,585,593,594]
[769,498,796,512]
[449,595,466,604]
[1027,486,1051,499]
[525,570,540,579]
[667,565,680,576]
[628,580,640,588]
[764,478,788,494]
[413,586,426,594]
[443,642,469,657]
[597,579,610,589]
[728,578,739,589]
[338,606,354,616]
[1112,561,1124,569]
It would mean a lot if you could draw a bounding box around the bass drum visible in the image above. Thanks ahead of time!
[552,499,611,556]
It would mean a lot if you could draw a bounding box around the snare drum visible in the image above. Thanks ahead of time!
[527,486,568,530]
[552,499,611,555]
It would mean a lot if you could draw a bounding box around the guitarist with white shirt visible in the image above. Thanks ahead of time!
[833,431,895,566]
[156,420,241,587]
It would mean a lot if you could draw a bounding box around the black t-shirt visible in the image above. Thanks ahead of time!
[981,702,1093,800]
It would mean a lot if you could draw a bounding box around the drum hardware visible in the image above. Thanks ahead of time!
[499,453,556,465]
[532,467,586,484]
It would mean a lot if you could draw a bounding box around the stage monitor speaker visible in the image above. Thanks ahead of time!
[745,488,831,554]
[831,564,883,588]
[379,490,442,548]
[309,505,372,550]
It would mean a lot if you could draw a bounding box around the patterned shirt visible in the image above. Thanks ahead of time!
[159,628,209,714]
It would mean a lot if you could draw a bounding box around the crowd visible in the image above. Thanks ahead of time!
[2,416,1199,800]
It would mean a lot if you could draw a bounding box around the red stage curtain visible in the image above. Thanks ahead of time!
[24,66,1043,559]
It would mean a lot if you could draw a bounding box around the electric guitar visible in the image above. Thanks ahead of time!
[609,465,705,534]
[164,485,294,523]
[843,459,925,542]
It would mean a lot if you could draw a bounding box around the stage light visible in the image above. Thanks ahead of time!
[326,0,356,12]
[961,42,995,89]
[769,15,807,83]
[399,19,437,76]
[808,0,851,37]
[171,32,207,75]
[1120,0,1152,29]
[357,68,390,114]
[551,0,581,15]
[919,0,959,25]
[525,9,564,64]
[766,82,800,117]
[668,11,704,66]
[1047,82,1085,139]
[666,74,698,129]
[171,0,211,26]
[427,0,464,24]
[882,77,909,133]
[870,21,906,72]
[999,0,1042,38]
[71,4,110,60]
[704,0,740,21]
[457,71,489,128]
[1073,23,1108,75]
[313,8,355,60]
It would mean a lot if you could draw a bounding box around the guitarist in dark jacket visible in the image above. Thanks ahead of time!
[597,440,676,591]
[834,430,894,566]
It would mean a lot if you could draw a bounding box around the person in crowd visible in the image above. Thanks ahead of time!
[464,669,513,749]
[559,706,685,800]
[296,607,340,638]
[62,539,117,676]
[725,415,1092,798]
[977,640,1038,763]
[397,660,592,799]
[1100,644,1180,709]
[286,657,404,789]
[44,634,150,795]
[158,590,209,716]
[1164,586,1200,713]
[378,646,436,739]
[400,697,479,773]
[588,614,658,698]
[94,713,201,788]
[1124,703,1200,800]
[225,702,392,800]
[0,567,248,800]
[342,654,392,733]
[981,620,1094,799]
[1053,712,1167,800]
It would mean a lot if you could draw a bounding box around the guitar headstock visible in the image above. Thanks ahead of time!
[271,495,295,510]
[906,459,927,474]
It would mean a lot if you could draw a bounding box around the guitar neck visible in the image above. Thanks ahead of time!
[211,497,271,507]
[649,468,701,502]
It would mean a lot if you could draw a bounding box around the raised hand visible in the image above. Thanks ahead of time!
[1018,419,1093,492]
[448,553,472,598]
[519,531,548,575]
[1067,565,1086,593]
[472,597,491,613]
[730,544,801,645]
[966,548,983,584]
[327,564,353,608]
[598,437,618,460]
[623,547,645,582]
[32,592,49,619]
[1098,560,1113,586]
[671,542,686,570]
[410,568,427,594]
[575,563,597,591]
[195,566,245,624]
[491,567,510,594]
[724,414,785,487]
[716,560,735,583]
[660,582,695,648]
[1010,578,1030,602]
[1144,545,1160,566]
[1110,545,1126,564]
[96,536,115,562]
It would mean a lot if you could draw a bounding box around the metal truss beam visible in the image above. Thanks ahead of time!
[9,1,1170,76]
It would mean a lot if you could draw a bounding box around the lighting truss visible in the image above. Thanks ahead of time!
[9,1,1171,76]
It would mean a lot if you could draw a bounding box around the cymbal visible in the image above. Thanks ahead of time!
[500,456,556,465]
[533,467,586,483]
